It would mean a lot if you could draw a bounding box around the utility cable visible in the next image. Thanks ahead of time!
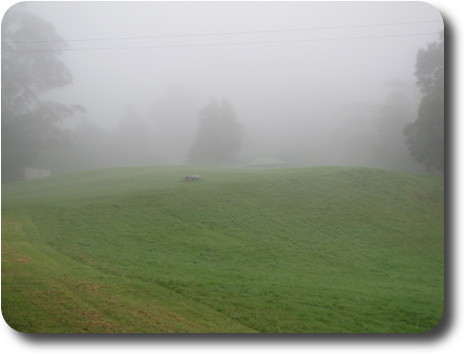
[1,20,443,44]
[3,31,442,53]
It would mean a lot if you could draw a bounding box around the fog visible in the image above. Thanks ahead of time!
[3,1,444,177]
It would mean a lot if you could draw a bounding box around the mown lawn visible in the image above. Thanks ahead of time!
[2,166,444,332]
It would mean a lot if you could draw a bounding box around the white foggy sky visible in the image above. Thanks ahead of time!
[11,1,443,134]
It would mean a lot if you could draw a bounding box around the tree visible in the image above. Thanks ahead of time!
[188,99,242,165]
[403,31,444,172]
[1,9,82,182]
[112,106,160,166]
[370,85,423,172]
[150,85,198,164]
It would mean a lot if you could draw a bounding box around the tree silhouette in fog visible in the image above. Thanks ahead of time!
[404,31,444,173]
[1,9,83,182]
[188,99,242,165]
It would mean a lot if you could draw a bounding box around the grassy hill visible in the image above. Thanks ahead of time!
[2,166,444,333]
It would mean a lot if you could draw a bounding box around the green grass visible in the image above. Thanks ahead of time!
[2,166,444,333]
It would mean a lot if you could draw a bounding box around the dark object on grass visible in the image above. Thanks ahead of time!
[183,175,201,182]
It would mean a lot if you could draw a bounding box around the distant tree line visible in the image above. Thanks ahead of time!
[313,33,444,174]
[34,97,243,175]
[323,82,421,172]
[1,10,244,180]
[1,10,444,181]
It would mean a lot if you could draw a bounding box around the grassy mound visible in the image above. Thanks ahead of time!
[2,166,444,333]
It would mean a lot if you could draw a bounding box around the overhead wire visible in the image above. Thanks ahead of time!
[1,20,443,44]
[3,31,442,53]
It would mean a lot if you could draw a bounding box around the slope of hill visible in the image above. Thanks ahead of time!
[2,166,444,333]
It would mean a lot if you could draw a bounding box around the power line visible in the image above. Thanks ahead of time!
[1,20,443,44]
[3,31,441,53]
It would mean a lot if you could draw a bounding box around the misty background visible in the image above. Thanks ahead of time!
[1,1,444,180]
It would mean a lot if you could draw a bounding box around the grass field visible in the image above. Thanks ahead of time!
[1,166,444,333]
